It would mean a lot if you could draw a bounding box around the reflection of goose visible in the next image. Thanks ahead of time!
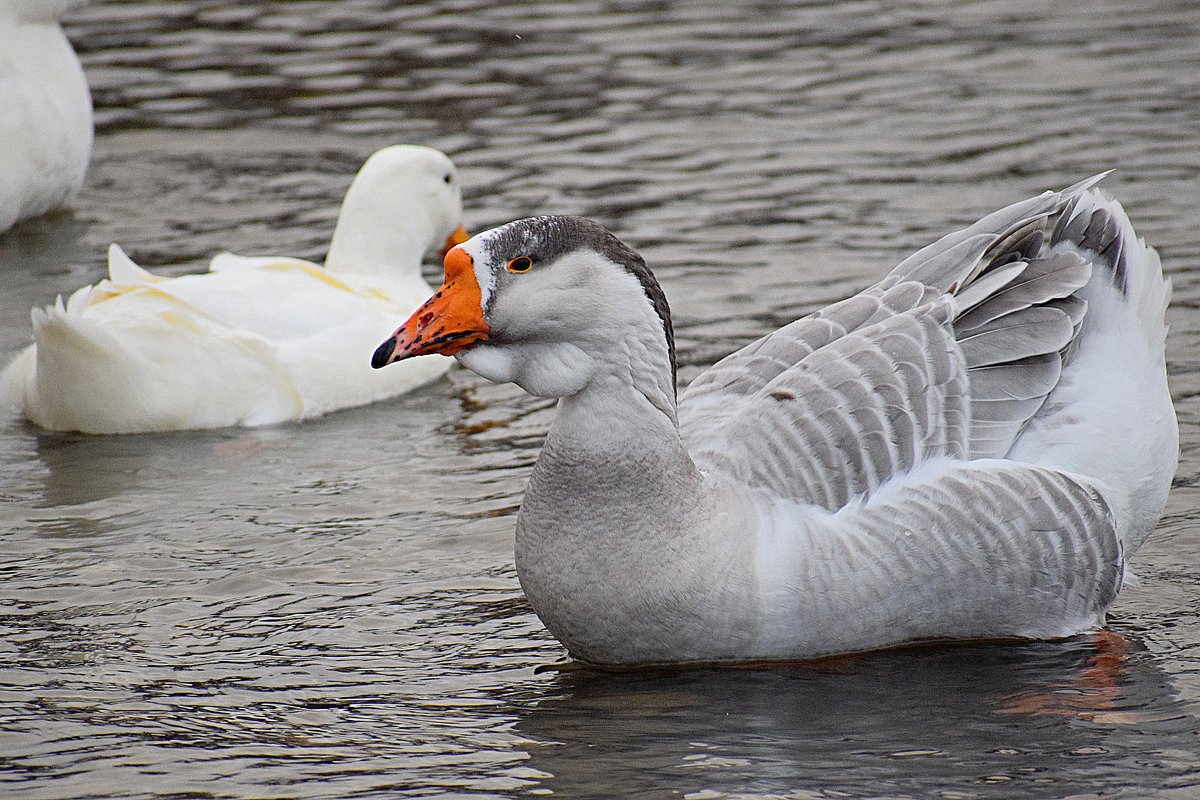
[998,629,1144,722]
[513,636,1187,799]
[1,145,467,433]
[376,176,1177,665]
[0,0,92,232]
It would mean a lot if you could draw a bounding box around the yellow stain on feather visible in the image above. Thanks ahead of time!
[265,261,356,293]
[88,285,127,304]
[157,310,204,333]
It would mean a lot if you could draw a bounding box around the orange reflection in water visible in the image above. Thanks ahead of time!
[998,630,1148,723]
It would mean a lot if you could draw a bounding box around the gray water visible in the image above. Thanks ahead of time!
[2,1,1199,798]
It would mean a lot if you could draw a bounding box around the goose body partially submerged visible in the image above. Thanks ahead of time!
[1,145,467,433]
[375,177,1176,666]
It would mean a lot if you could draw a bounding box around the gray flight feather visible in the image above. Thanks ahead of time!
[955,252,1092,332]
[679,174,1116,503]
[956,306,1075,368]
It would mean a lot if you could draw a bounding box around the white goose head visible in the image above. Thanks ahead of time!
[373,216,676,408]
[324,145,468,278]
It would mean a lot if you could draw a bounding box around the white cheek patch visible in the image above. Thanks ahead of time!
[457,238,496,311]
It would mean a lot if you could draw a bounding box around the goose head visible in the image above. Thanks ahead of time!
[324,145,468,278]
[372,216,676,409]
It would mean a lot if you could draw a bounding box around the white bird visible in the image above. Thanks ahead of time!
[373,176,1177,666]
[0,0,92,232]
[0,144,468,433]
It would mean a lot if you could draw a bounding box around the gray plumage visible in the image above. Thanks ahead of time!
[483,214,678,390]
[680,176,1113,493]
[453,174,1174,665]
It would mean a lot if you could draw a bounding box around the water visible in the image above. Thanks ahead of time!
[2,1,1198,797]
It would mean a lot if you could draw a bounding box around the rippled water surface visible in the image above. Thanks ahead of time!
[2,1,1199,798]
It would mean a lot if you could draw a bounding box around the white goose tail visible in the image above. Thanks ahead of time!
[20,288,156,432]
[1,258,302,433]
[1010,188,1176,555]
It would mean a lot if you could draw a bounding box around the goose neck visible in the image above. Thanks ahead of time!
[545,373,697,488]
[324,201,431,278]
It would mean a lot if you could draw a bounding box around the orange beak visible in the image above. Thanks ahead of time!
[372,247,490,368]
[438,224,470,258]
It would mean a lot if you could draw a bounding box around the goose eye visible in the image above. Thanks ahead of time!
[443,173,454,184]
[506,256,534,274]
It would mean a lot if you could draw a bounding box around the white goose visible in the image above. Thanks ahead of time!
[0,0,92,232]
[1,145,467,433]
[373,176,1177,666]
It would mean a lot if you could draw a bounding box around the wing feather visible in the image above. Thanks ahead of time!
[684,299,968,509]
[955,252,1091,331]
[818,462,1122,643]
[680,176,1109,506]
[956,306,1075,367]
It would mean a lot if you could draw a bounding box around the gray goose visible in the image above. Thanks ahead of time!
[374,176,1176,666]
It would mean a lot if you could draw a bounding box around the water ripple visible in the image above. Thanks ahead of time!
[0,0,1197,797]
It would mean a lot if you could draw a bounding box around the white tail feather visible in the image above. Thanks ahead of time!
[1010,189,1176,554]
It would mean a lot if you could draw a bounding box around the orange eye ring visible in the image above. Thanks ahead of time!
[506,256,534,274]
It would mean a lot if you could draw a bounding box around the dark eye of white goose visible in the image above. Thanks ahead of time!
[443,173,454,184]
[506,255,534,274]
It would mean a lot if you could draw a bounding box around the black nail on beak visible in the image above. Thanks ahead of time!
[371,336,396,369]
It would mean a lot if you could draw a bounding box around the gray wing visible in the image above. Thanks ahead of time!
[682,290,968,511]
[679,176,1103,509]
[811,461,1123,645]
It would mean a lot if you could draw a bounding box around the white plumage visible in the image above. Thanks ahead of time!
[1,145,465,433]
[0,0,92,232]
